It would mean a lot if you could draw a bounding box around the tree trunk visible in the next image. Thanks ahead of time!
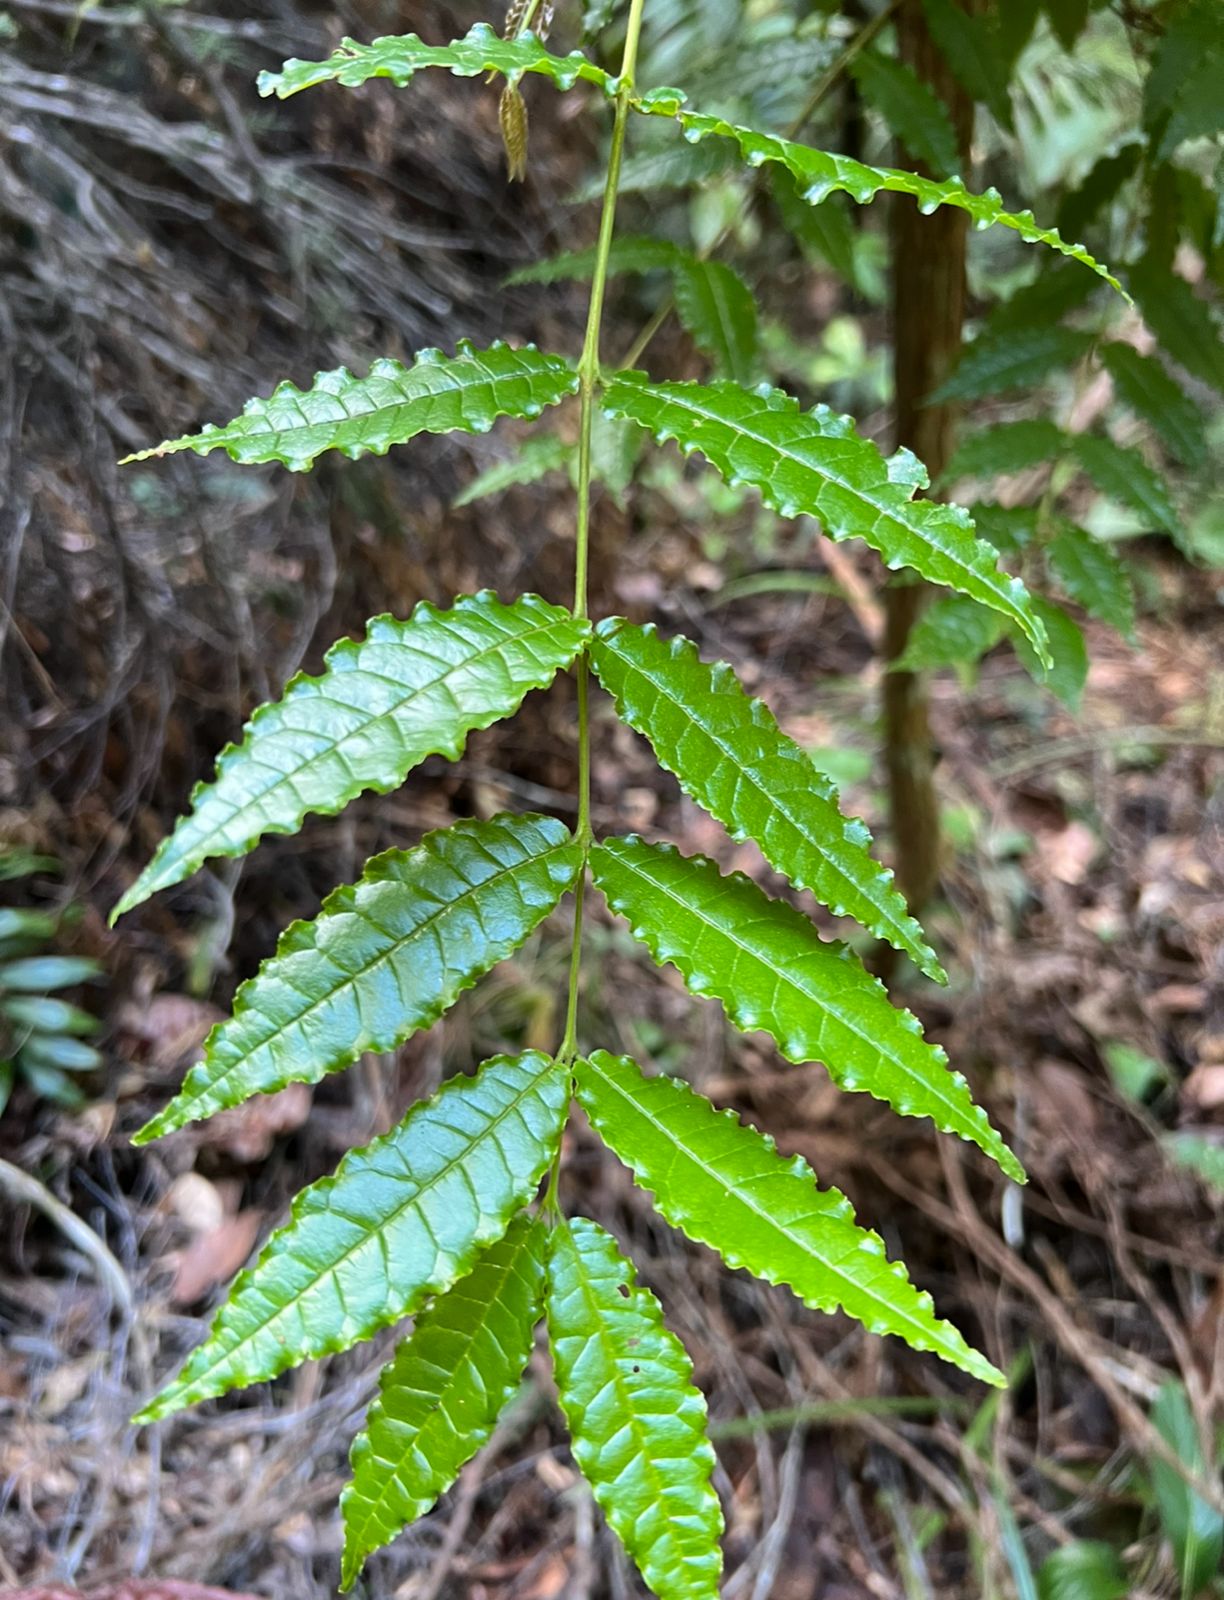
[882,0,975,933]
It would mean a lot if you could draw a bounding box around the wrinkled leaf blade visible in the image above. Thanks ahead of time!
[135,814,583,1142]
[600,372,1049,664]
[547,1216,723,1600]
[576,1052,1003,1386]
[590,836,1023,1182]
[341,1214,547,1588]
[135,1050,567,1420]
[590,619,943,980]
[112,592,589,920]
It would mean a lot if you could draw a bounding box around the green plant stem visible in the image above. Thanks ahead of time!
[554,0,646,1141]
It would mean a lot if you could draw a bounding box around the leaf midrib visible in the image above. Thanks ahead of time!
[598,843,980,1145]
[582,1056,962,1360]
[153,1055,562,1408]
[168,832,577,1122]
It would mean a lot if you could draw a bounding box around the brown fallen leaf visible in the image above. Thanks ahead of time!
[171,1209,263,1305]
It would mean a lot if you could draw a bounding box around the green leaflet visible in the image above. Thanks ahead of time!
[1013,599,1088,712]
[1036,1542,1129,1600]
[590,836,1023,1182]
[575,1053,1004,1386]
[1056,144,1142,243]
[1099,343,1206,466]
[1128,258,1224,397]
[112,593,589,921]
[632,106,1120,292]
[547,1217,723,1600]
[921,0,1013,130]
[1048,524,1135,638]
[453,434,571,507]
[849,48,961,178]
[1071,434,1179,534]
[1149,1380,1224,1597]
[671,259,759,385]
[134,814,583,1143]
[1143,0,1224,165]
[943,420,1065,484]
[259,22,619,101]
[600,372,1050,663]
[932,328,1095,403]
[120,343,578,472]
[341,1214,547,1588]
[135,1051,567,1421]
[508,235,683,284]
[589,619,943,980]
[891,595,1005,676]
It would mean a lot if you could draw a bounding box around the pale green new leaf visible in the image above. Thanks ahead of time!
[1163,1132,1224,1196]
[599,372,1050,662]
[135,1050,567,1421]
[112,593,589,920]
[259,22,617,101]
[589,619,942,980]
[341,1214,547,1588]
[671,259,759,384]
[575,1052,1003,1386]
[453,434,570,507]
[943,420,1065,484]
[134,814,583,1143]
[1099,344,1206,467]
[632,106,1119,291]
[590,836,1023,1182]
[121,343,578,473]
[1071,435,1179,534]
[1048,524,1135,638]
[547,1216,723,1599]
[850,48,960,178]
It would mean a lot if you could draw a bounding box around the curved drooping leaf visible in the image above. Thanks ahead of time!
[121,343,578,472]
[341,1214,547,1588]
[260,22,618,101]
[600,372,1050,662]
[1071,434,1179,533]
[1100,343,1205,467]
[589,619,942,980]
[849,48,960,178]
[1012,598,1088,712]
[631,105,1120,291]
[135,1051,567,1421]
[590,837,1022,1181]
[112,593,589,920]
[575,1052,1003,1386]
[547,1217,723,1600]
[134,814,583,1143]
[1048,524,1135,638]
[671,259,759,385]
[943,420,1065,484]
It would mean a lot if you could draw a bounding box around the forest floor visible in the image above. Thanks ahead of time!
[2,2,1222,1597]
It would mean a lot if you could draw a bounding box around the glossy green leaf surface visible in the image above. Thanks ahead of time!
[112,593,589,921]
[1072,435,1179,534]
[590,836,1022,1181]
[341,1214,546,1588]
[135,1051,567,1421]
[575,1053,1003,1386]
[134,814,582,1143]
[547,1216,723,1599]
[849,48,960,177]
[1048,524,1135,638]
[944,420,1065,483]
[590,619,942,980]
[260,22,617,101]
[1100,344,1205,467]
[121,343,578,473]
[632,107,1119,291]
[600,373,1049,662]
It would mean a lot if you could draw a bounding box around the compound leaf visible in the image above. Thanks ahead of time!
[672,258,759,384]
[575,1052,1003,1386]
[121,343,578,472]
[590,619,942,980]
[1048,524,1135,638]
[134,814,583,1143]
[135,1050,567,1421]
[944,420,1065,483]
[590,836,1023,1182]
[600,372,1049,663]
[547,1216,723,1600]
[850,47,960,178]
[260,22,617,101]
[1099,344,1206,466]
[340,1213,547,1588]
[632,108,1119,291]
[1071,435,1179,534]
[112,593,589,921]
